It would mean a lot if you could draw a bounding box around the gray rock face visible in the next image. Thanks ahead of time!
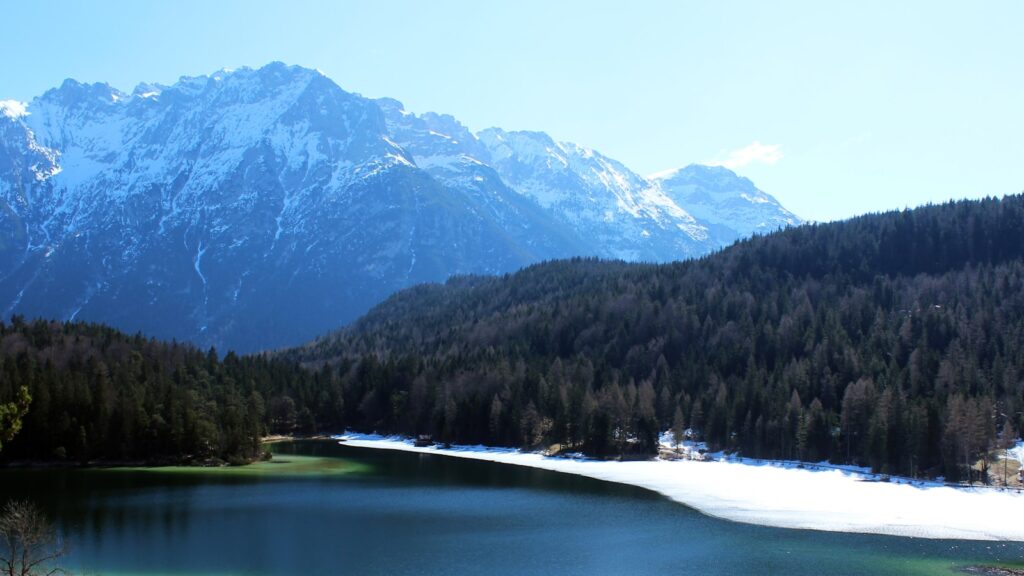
[0,63,801,353]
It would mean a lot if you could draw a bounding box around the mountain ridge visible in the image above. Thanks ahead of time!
[0,62,802,352]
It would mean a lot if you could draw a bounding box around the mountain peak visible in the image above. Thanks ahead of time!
[477,128,563,165]
[478,127,557,147]
[656,163,759,194]
[251,61,324,84]
[654,164,801,242]
[375,97,407,114]
[160,63,329,100]
[649,163,741,182]
[39,79,126,107]
[131,82,166,98]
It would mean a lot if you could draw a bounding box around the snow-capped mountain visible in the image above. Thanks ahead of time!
[651,164,802,245]
[0,63,801,352]
[378,98,798,261]
[475,128,712,261]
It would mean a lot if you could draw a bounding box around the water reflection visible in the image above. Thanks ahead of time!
[1,440,1022,576]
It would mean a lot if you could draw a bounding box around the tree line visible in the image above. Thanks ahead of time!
[0,318,344,465]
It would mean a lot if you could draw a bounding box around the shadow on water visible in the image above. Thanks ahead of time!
[2,439,1022,576]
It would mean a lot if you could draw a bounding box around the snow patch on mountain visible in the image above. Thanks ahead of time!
[0,100,28,119]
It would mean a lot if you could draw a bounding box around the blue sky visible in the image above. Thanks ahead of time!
[1,1,1021,222]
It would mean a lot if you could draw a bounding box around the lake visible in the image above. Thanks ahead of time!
[2,440,1022,575]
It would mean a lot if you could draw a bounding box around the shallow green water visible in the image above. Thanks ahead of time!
[2,440,1022,575]
[112,451,372,477]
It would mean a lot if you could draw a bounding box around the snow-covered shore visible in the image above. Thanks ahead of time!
[336,433,1024,541]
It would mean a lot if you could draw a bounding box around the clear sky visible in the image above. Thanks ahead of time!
[1,1,1021,222]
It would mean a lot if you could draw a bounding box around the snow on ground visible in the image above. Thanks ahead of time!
[657,430,713,461]
[1005,440,1024,465]
[336,432,1024,541]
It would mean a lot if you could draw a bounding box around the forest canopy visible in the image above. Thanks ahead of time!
[0,318,337,464]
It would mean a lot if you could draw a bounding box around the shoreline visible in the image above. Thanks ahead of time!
[261,434,335,444]
[336,433,1024,542]
[0,436,305,470]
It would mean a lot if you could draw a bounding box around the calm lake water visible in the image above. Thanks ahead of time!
[2,440,1022,575]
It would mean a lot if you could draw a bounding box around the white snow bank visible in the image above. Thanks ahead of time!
[337,433,1024,541]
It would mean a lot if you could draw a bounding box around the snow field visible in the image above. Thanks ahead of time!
[338,433,1024,541]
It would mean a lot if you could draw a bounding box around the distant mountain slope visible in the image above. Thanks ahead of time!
[652,164,801,245]
[378,95,801,261]
[290,194,1024,480]
[0,62,801,352]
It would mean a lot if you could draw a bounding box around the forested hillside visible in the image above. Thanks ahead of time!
[4,195,1023,480]
[0,318,342,464]
[292,194,1024,480]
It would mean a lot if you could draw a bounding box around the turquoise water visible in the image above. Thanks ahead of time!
[2,440,1022,575]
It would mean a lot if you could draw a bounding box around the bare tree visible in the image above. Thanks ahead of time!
[0,500,67,576]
